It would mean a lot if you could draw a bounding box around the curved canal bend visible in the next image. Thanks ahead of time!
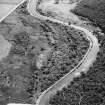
[27,0,100,105]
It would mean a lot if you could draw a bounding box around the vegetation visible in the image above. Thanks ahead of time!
[0,1,89,104]
[72,0,105,33]
[49,31,105,105]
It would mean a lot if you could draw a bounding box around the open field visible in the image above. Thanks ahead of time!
[0,1,89,104]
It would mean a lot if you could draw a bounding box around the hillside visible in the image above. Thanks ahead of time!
[72,0,105,33]
[48,1,105,105]
[0,1,89,104]
[49,25,105,105]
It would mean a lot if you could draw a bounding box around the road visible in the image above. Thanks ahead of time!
[0,0,99,105]
[27,0,100,105]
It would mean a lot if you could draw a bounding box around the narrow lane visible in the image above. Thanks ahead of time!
[27,0,100,105]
